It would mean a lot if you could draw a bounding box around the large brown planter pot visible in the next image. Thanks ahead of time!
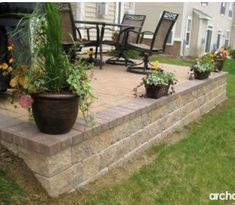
[145,84,170,99]
[31,93,79,135]
[194,70,211,80]
[214,59,224,71]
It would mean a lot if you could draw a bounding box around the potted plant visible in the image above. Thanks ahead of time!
[191,62,213,80]
[213,48,230,71]
[10,3,94,134]
[134,61,177,99]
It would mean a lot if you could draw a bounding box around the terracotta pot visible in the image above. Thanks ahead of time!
[214,59,224,71]
[194,70,210,80]
[31,93,79,135]
[145,84,170,99]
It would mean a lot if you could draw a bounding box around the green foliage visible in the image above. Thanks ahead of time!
[0,169,26,204]
[145,70,177,86]
[229,49,235,59]
[192,63,213,73]
[198,53,214,64]
[125,49,142,59]
[17,3,95,116]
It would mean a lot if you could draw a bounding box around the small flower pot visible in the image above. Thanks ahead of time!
[194,70,211,80]
[31,93,79,135]
[145,84,170,99]
[214,59,224,71]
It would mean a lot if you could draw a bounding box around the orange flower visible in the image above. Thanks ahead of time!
[7,43,14,51]
[18,77,27,86]
[0,63,8,70]
[10,77,17,88]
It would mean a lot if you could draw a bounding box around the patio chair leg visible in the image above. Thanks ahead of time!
[126,53,152,74]
[106,50,134,66]
[95,46,98,59]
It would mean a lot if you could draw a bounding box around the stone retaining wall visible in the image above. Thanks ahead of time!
[0,72,227,197]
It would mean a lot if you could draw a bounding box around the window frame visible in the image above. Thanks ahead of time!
[204,25,214,53]
[216,31,221,50]
[166,24,176,46]
[224,30,230,48]
[185,16,192,48]
[220,2,226,16]
[228,3,233,18]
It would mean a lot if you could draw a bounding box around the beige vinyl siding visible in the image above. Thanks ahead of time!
[84,2,116,41]
[134,3,183,40]
[183,2,233,55]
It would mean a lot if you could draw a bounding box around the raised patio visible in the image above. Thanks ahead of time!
[0,61,227,197]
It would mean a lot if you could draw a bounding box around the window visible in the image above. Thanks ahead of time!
[185,17,192,47]
[224,30,230,48]
[166,24,176,45]
[220,2,226,15]
[216,31,221,49]
[228,3,233,18]
[205,26,213,53]
[201,2,208,6]
[97,3,108,18]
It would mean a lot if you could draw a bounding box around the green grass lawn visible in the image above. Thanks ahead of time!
[151,55,194,67]
[0,169,26,204]
[0,58,234,205]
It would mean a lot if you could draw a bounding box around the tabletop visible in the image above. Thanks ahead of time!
[74,20,141,28]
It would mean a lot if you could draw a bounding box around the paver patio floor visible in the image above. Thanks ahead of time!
[0,58,190,116]
[90,60,189,112]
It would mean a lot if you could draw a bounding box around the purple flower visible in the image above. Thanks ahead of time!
[19,95,33,109]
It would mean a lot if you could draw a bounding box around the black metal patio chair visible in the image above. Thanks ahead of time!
[125,11,179,74]
[103,14,146,66]
[59,3,102,68]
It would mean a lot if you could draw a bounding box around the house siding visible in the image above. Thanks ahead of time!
[135,2,234,57]
[183,2,233,56]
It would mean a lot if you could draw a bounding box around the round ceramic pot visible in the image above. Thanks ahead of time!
[145,84,170,99]
[214,59,224,71]
[31,93,79,135]
[194,70,210,80]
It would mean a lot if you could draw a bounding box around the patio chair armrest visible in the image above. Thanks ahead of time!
[140,31,154,43]
[75,25,99,41]
[117,27,135,46]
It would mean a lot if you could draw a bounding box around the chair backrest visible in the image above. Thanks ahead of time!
[58,3,77,43]
[121,14,146,43]
[151,11,178,53]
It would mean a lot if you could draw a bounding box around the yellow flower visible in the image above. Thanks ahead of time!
[10,77,17,88]
[2,71,8,76]
[8,57,15,64]
[0,63,8,70]
[7,66,13,72]
[151,61,160,70]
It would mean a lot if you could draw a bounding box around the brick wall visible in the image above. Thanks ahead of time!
[0,72,227,197]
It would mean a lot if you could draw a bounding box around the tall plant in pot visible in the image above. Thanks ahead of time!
[11,3,94,134]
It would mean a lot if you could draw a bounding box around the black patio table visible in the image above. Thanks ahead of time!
[74,20,141,69]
